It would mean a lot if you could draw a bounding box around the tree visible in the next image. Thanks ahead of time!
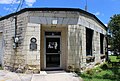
[108,14,120,55]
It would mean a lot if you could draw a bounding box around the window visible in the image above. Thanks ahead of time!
[100,33,104,54]
[86,28,93,56]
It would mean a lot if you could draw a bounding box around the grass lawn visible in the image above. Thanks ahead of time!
[80,63,120,81]
[83,78,113,81]
[109,55,120,62]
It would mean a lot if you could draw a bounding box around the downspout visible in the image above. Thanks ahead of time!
[105,35,108,61]
[15,16,17,40]
[13,16,17,71]
[105,27,109,62]
[13,16,18,48]
[79,33,82,73]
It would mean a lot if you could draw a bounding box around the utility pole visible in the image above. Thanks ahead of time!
[85,0,88,11]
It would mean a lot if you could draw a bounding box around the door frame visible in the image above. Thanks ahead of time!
[44,34,62,69]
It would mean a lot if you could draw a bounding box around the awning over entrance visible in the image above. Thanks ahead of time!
[29,17,79,25]
[29,11,79,25]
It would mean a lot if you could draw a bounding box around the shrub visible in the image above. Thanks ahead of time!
[95,62,100,66]
[103,73,113,79]
[80,73,92,79]
[116,55,120,59]
[100,63,108,70]
[93,67,102,73]
[81,62,120,81]
[74,68,80,73]
[86,68,94,75]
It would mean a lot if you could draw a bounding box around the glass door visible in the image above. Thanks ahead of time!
[46,37,61,68]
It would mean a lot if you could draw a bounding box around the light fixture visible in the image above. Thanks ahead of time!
[52,20,58,25]
[15,37,19,43]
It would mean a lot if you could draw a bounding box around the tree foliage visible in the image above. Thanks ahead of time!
[108,14,120,54]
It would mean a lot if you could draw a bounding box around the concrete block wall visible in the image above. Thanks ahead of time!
[79,25,86,68]
[2,11,41,72]
[67,25,83,70]
[2,18,16,69]
[77,13,107,67]
[24,23,40,70]
[0,21,4,66]
[2,12,29,71]
[14,12,28,68]
[67,24,106,71]
[93,31,101,63]
[78,13,106,35]
[0,21,3,32]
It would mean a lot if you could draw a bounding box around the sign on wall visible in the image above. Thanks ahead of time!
[30,37,37,51]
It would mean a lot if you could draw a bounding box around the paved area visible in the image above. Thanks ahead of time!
[31,71,83,81]
[0,70,32,81]
[0,70,83,81]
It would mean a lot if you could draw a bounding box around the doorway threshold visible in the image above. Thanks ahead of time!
[44,67,63,71]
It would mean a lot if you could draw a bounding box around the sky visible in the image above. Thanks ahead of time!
[0,0,120,25]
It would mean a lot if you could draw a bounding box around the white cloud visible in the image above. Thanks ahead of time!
[3,6,16,12]
[25,0,36,7]
[0,0,19,4]
[3,7,9,11]
[0,0,36,7]
[105,24,108,27]
[94,12,100,16]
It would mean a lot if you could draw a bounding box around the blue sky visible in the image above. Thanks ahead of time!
[0,0,120,25]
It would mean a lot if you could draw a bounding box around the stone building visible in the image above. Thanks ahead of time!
[0,8,107,72]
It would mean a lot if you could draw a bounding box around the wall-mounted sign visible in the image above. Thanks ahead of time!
[30,37,37,51]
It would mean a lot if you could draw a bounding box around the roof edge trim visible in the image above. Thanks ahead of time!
[0,8,107,30]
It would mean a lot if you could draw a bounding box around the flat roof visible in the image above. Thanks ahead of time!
[0,8,107,30]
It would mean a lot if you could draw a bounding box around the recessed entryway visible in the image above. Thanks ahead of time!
[40,26,68,70]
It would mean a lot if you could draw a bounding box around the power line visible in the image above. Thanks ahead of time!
[10,0,25,22]
[5,0,25,15]
[19,0,25,10]
[15,0,24,12]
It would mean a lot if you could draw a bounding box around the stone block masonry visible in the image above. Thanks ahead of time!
[0,8,107,73]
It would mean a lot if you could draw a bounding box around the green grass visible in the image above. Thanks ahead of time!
[0,65,3,70]
[83,78,113,81]
[109,56,120,62]
[0,67,3,70]
[80,63,120,81]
